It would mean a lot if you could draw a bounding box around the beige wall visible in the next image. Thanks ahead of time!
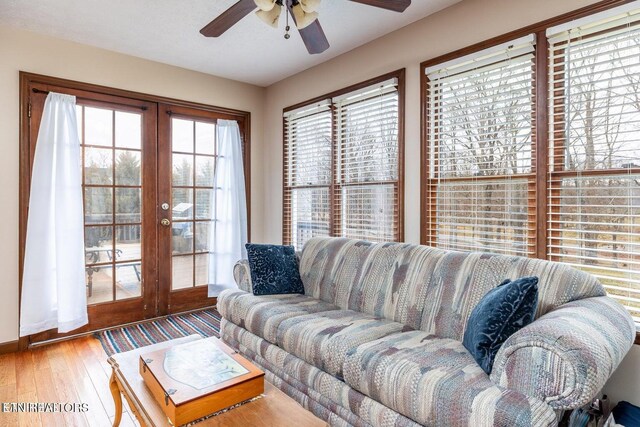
[604,345,640,407]
[261,0,639,405]
[0,25,266,344]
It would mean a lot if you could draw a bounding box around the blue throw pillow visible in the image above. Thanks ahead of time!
[245,244,305,296]
[463,276,539,374]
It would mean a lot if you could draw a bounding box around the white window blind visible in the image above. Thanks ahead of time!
[425,36,536,256]
[284,102,332,249]
[548,4,640,325]
[335,79,400,242]
[283,77,402,250]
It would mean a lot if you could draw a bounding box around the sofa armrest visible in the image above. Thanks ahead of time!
[490,296,635,409]
[233,260,252,293]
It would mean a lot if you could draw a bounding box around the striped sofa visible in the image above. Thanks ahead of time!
[217,237,635,427]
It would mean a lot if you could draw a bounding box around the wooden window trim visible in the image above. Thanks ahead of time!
[282,69,406,246]
[419,0,639,342]
[18,72,251,349]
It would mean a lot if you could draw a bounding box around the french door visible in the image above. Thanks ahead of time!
[22,75,249,343]
[157,104,237,315]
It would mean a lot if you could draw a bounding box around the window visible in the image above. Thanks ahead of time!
[284,71,404,249]
[335,83,401,242]
[283,102,332,248]
[547,5,640,324]
[425,36,536,256]
[421,2,640,331]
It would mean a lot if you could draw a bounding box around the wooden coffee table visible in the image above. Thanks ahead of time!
[108,334,327,427]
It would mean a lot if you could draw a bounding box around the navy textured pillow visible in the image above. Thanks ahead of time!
[245,244,304,296]
[463,276,539,374]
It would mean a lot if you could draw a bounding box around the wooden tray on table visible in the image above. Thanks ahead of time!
[139,337,264,426]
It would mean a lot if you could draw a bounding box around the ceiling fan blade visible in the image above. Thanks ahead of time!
[298,20,330,54]
[347,0,411,12]
[286,4,329,54]
[200,0,257,37]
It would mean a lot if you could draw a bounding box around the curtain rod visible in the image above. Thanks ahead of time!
[31,88,148,111]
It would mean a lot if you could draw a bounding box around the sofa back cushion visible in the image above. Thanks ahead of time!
[299,237,605,341]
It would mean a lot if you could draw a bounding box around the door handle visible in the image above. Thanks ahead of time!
[160,218,171,227]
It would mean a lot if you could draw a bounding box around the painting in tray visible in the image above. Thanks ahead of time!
[163,339,249,390]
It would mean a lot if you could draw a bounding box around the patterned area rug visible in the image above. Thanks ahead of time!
[94,308,221,356]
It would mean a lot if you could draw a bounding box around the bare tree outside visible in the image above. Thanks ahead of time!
[285,84,401,249]
[338,91,399,242]
[550,29,640,321]
[430,52,534,256]
[287,108,332,249]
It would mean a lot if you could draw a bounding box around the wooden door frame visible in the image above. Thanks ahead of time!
[18,72,251,349]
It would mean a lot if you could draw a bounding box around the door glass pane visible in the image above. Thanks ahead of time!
[195,222,211,253]
[85,187,113,224]
[172,118,194,153]
[85,226,114,263]
[85,147,113,185]
[116,262,142,300]
[195,122,215,155]
[195,254,209,286]
[116,225,141,261]
[115,111,142,149]
[173,154,193,186]
[85,107,113,147]
[116,188,141,223]
[86,265,113,305]
[172,255,193,289]
[195,156,215,187]
[172,189,194,220]
[115,150,141,186]
[195,189,213,220]
[172,222,193,255]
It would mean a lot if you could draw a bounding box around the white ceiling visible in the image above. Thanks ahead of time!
[0,0,459,87]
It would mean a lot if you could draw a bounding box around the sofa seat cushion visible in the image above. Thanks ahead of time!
[217,289,338,343]
[276,310,411,378]
[343,330,556,427]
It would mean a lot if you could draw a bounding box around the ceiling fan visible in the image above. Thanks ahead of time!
[200,0,412,55]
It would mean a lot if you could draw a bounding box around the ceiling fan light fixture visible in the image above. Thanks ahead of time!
[292,3,318,29]
[256,4,282,28]
[300,0,321,13]
[254,0,276,11]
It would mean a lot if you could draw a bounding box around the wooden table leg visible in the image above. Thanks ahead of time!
[109,371,123,427]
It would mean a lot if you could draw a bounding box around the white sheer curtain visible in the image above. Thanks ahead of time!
[20,93,88,336]
[208,119,248,296]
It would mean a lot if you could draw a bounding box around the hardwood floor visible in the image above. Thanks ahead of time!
[0,337,139,427]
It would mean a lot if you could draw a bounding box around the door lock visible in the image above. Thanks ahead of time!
[160,218,171,227]
[161,202,170,211]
